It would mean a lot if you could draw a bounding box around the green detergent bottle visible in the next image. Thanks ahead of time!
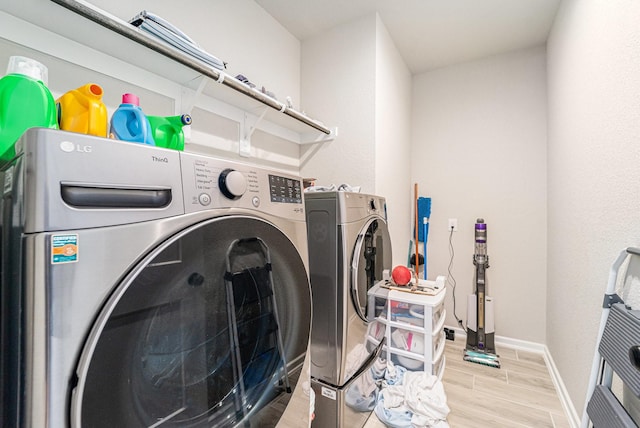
[147,114,192,151]
[0,56,58,163]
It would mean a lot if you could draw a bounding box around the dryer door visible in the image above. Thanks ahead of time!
[70,216,311,428]
[350,217,392,322]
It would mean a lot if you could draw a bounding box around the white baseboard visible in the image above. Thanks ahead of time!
[445,326,580,428]
[542,344,581,428]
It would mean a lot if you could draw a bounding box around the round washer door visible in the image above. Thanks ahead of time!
[71,216,311,428]
[350,217,392,321]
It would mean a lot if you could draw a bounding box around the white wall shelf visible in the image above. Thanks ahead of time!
[1,0,336,156]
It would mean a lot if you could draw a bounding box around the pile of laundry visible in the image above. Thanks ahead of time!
[345,356,450,428]
[304,183,362,193]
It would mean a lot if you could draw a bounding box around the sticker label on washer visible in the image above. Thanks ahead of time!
[321,386,336,400]
[51,234,78,264]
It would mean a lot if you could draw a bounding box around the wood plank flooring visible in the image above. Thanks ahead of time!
[364,338,573,428]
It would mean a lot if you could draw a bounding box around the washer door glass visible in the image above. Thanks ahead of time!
[72,216,311,428]
[350,218,392,321]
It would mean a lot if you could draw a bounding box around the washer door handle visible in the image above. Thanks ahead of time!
[61,184,172,208]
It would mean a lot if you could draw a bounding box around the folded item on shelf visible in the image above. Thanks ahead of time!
[261,85,277,100]
[129,10,226,70]
[235,74,256,88]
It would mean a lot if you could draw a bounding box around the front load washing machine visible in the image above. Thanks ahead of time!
[0,128,313,427]
[304,191,392,428]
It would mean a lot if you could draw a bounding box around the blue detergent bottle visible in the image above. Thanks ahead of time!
[109,93,155,145]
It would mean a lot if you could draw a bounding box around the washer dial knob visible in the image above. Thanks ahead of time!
[219,169,247,199]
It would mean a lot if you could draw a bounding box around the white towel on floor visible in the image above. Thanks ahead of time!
[403,372,450,428]
[379,370,450,428]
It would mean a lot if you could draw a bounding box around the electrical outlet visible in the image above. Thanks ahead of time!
[448,218,458,231]
[444,328,455,341]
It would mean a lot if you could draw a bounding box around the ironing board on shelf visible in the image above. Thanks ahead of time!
[582,247,640,428]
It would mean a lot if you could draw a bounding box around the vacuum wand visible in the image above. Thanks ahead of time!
[464,218,500,368]
[474,220,488,341]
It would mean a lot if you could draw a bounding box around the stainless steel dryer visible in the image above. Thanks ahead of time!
[0,128,313,428]
[304,191,392,428]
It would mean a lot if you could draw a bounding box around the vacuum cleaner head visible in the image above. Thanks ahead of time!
[463,349,501,369]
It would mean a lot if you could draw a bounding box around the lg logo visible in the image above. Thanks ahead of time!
[60,141,92,153]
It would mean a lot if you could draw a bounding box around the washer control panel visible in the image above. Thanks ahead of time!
[180,152,304,219]
[268,174,302,204]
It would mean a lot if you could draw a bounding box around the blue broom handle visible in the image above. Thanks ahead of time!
[423,217,428,280]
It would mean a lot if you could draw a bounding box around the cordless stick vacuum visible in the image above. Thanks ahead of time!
[464,219,500,368]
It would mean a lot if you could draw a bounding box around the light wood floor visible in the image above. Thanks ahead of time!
[364,337,573,428]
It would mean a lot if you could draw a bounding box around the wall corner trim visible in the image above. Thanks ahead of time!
[543,344,581,428]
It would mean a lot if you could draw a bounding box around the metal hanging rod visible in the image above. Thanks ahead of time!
[50,0,332,135]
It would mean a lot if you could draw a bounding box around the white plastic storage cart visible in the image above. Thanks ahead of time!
[367,280,446,378]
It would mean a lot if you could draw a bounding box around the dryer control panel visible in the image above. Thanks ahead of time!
[180,152,305,220]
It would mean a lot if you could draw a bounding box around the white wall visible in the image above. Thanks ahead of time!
[300,14,412,267]
[411,47,548,343]
[547,0,640,415]
[374,15,413,267]
[299,14,376,192]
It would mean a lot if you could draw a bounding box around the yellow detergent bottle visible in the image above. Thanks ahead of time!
[147,114,192,151]
[56,83,108,137]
